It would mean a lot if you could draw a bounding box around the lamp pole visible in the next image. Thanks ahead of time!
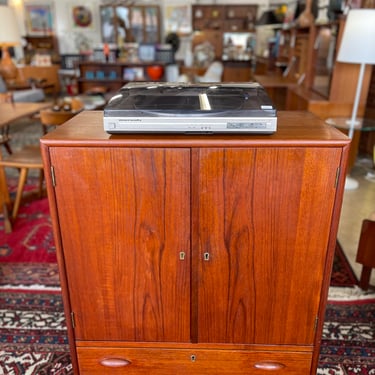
[348,62,366,140]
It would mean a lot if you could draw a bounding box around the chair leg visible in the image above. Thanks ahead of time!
[4,141,12,155]
[38,169,44,197]
[0,166,11,206]
[12,167,28,219]
[355,219,375,290]
[358,266,372,291]
[2,202,12,233]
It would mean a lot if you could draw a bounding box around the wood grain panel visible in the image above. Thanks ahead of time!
[77,345,312,374]
[194,147,341,345]
[49,147,191,342]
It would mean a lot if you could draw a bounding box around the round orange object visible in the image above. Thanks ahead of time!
[146,65,164,81]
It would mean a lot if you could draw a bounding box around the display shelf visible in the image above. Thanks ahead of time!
[77,61,166,93]
[192,4,257,60]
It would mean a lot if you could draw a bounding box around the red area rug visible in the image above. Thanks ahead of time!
[331,241,358,287]
[0,189,59,291]
[0,180,56,264]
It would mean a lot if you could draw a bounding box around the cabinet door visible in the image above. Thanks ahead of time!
[193,147,341,345]
[49,147,191,342]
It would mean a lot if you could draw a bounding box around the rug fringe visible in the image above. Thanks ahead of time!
[0,284,61,292]
[328,285,375,301]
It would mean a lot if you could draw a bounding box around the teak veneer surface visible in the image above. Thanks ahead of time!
[40,111,350,374]
[41,110,349,146]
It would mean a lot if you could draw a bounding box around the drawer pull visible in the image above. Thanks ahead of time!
[254,361,285,371]
[100,358,131,368]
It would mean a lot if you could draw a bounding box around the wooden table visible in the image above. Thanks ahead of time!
[0,102,52,128]
[0,101,52,150]
[0,101,52,232]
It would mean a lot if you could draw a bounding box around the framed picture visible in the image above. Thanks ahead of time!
[25,4,54,35]
[71,5,93,29]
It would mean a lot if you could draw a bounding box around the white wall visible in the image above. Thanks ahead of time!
[10,0,272,55]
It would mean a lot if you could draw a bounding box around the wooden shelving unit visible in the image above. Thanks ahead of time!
[23,35,60,64]
[77,61,166,93]
[192,4,258,59]
[256,18,373,120]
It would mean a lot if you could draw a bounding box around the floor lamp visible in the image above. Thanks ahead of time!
[336,9,375,190]
[0,6,21,83]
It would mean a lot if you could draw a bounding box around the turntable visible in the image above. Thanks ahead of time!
[103,82,277,134]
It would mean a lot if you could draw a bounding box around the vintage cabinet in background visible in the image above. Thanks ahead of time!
[100,5,160,44]
[192,4,258,60]
[41,111,350,374]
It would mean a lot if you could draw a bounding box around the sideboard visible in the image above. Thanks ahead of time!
[41,111,350,374]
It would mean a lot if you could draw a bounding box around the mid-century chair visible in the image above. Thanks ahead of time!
[0,102,83,232]
[0,145,44,232]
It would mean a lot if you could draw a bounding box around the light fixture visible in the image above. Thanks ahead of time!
[0,5,21,83]
[336,9,375,189]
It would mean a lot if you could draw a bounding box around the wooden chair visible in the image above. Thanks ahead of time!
[0,146,44,232]
[0,92,14,155]
[0,104,82,232]
[356,219,375,290]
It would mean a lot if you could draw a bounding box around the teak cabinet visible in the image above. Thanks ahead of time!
[41,111,350,374]
[192,4,258,59]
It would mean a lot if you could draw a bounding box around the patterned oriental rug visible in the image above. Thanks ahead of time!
[0,185,374,374]
[319,293,375,374]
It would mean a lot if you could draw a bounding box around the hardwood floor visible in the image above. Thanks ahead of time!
[338,154,375,287]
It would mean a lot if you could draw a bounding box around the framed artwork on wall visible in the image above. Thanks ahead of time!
[25,4,54,35]
[71,5,93,29]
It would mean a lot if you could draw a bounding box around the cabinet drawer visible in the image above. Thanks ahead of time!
[77,346,313,374]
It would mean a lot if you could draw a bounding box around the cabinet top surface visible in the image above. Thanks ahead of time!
[41,110,349,147]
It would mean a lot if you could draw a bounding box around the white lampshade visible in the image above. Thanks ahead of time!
[337,9,375,64]
[0,6,21,47]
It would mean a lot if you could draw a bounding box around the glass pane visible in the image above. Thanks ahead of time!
[145,7,159,43]
[116,7,131,44]
[131,7,144,43]
[101,6,116,44]
[312,26,337,98]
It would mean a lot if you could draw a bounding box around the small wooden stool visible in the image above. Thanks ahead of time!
[355,219,375,290]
